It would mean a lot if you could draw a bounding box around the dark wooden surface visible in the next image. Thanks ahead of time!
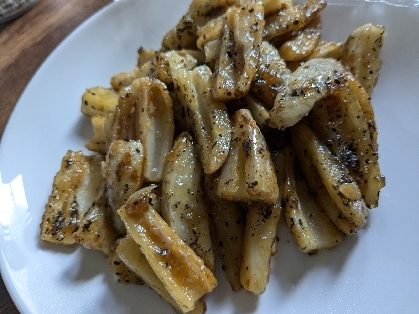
[0,0,112,312]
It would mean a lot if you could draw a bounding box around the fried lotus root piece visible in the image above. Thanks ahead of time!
[212,0,265,101]
[283,146,343,254]
[155,50,201,85]
[251,41,291,108]
[81,86,119,117]
[102,139,145,235]
[118,185,217,313]
[341,24,386,96]
[240,151,285,295]
[293,142,358,235]
[263,0,326,41]
[216,109,279,205]
[116,237,207,314]
[107,87,138,146]
[41,151,104,244]
[162,132,215,271]
[196,14,225,51]
[278,17,321,62]
[205,174,245,291]
[73,190,119,256]
[290,123,368,228]
[132,77,175,182]
[269,58,349,130]
[174,65,231,174]
[162,0,238,50]
[308,88,385,208]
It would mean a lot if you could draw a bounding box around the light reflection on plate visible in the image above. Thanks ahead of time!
[0,0,419,313]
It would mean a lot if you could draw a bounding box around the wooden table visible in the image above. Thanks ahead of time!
[0,0,112,312]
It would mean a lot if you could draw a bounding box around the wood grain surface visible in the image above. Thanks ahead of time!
[0,0,112,312]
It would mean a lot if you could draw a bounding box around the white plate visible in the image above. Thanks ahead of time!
[1,0,419,313]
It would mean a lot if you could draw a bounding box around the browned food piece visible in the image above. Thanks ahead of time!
[162,0,238,50]
[173,65,231,174]
[216,109,279,205]
[205,174,245,291]
[278,18,321,61]
[283,146,343,253]
[269,58,348,130]
[263,0,326,41]
[73,191,119,256]
[41,151,104,244]
[102,139,145,235]
[308,87,385,208]
[131,77,175,182]
[290,123,368,228]
[116,237,207,314]
[118,186,217,313]
[251,41,291,108]
[212,0,265,101]
[162,132,215,271]
[292,140,358,235]
[81,86,119,117]
[341,24,386,95]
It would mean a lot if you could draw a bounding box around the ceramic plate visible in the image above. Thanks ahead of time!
[1,0,419,313]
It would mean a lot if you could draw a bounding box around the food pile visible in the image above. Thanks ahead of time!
[40,0,386,312]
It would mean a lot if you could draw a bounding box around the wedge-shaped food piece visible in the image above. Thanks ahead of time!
[102,139,145,235]
[278,19,321,62]
[263,0,325,41]
[212,0,265,101]
[118,186,217,313]
[81,86,119,117]
[283,146,343,253]
[162,132,215,271]
[174,66,231,174]
[309,89,385,208]
[346,76,379,148]
[240,151,284,295]
[240,201,281,294]
[341,24,386,96]
[216,109,279,205]
[41,151,104,244]
[251,41,291,108]
[293,144,358,235]
[85,115,107,154]
[108,87,138,145]
[205,174,245,291]
[196,14,224,51]
[291,123,368,228]
[269,58,348,130]
[108,249,144,285]
[116,237,207,314]
[73,190,119,256]
[155,51,199,85]
[162,0,237,50]
[132,77,175,182]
